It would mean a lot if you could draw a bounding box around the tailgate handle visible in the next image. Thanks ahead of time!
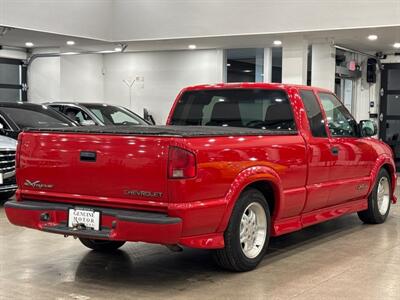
[80,151,97,162]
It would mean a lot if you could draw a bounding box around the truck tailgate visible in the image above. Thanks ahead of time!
[17,132,171,207]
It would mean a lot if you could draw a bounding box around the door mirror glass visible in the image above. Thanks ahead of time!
[359,120,377,137]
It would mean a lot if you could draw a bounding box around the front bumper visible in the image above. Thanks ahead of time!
[0,174,17,193]
[5,200,183,244]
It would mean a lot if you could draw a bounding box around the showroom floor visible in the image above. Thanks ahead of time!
[1,181,400,300]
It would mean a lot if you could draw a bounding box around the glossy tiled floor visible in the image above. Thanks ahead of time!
[1,182,400,300]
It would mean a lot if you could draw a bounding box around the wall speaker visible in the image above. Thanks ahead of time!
[367,58,377,83]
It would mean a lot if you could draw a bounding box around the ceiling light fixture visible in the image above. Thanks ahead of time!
[25,42,34,47]
[188,44,197,50]
[114,47,122,52]
[367,35,378,41]
[273,40,282,46]
[243,70,252,73]
[66,40,75,45]
[393,42,400,49]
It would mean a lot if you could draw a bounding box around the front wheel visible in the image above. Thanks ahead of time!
[0,191,15,203]
[213,188,270,272]
[358,168,392,224]
[79,238,125,252]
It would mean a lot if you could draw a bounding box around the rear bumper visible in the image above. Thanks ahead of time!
[4,200,183,245]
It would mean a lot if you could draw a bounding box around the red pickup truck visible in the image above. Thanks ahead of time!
[5,83,397,271]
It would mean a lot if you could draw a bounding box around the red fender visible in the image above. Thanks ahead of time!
[216,166,282,232]
[369,154,397,203]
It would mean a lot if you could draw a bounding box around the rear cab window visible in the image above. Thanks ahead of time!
[170,89,296,131]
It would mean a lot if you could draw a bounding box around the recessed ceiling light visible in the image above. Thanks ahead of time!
[273,40,282,46]
[367,35,378,41]
[66,40,75,45]
[25,42,34,47]
[188,44,197,50]
[393,42,400,49]
[243,70,252,73]
[114,47,122,52]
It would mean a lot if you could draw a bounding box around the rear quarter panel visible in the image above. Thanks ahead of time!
[168,134,307,221]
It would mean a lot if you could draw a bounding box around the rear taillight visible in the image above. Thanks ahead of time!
[168,146,196,179]
[15,134,22,168]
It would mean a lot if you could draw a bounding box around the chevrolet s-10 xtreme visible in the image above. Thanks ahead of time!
[5,83,396,271]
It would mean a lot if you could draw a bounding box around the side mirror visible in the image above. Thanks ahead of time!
[80,120,96,126]
[359,120,377,137]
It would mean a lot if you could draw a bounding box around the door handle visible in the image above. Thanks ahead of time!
[331,146,339,156]
[80,151,97,162]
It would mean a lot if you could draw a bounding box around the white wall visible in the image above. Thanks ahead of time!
[28,56,60,103]
[60,54,104,102]
[0,49,26,60]
[103,49,224,123]
[27,49,224,124]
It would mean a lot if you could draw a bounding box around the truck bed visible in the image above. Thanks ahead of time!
[24,125,297,137]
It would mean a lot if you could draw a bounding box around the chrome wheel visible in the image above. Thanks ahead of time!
[239,202,267,259]
[377,177,390,215]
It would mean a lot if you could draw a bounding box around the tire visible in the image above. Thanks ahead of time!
[358,168,392,224]
[0,191,15,202]
[213,188,270,272]
[79,238,125,252]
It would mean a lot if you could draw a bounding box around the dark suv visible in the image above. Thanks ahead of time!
[0,102,76,140]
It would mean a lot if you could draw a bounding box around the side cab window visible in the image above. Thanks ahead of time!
[299,90,327,137]
[318,92,358,137]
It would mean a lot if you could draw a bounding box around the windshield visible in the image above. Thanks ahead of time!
[170,89,296,131]
[84,105,147,126]
[0,106,73,129]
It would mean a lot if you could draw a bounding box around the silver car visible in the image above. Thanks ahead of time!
[0,135,17,201]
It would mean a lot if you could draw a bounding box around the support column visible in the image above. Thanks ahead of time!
[255,48,264,82]
[282,39,308,85]
[311,43,336,91]
[263,48,272,83]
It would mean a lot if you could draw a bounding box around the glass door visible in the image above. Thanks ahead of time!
[380,63,400,167]
[0,58,27,102]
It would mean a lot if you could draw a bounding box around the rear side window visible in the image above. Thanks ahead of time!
[299,90,327,137]
[170,89,296,131]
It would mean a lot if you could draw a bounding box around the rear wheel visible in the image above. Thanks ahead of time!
[358,168,392,224]
[79,238,125,252]
[213,188,270,272]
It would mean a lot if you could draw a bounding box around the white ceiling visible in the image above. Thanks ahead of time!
[0,25,400,54]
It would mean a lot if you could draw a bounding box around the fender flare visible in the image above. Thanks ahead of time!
[368,154,397,203]
[216,165,283,232]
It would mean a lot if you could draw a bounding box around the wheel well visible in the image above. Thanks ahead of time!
[245,181,276,216]
[381,164,396,188]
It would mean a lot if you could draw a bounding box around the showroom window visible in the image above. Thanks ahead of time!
[226,48,282,83]
[226,48,264,83]
[0,58,27,102]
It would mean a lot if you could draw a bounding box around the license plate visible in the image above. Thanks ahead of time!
[68,208,100,231]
